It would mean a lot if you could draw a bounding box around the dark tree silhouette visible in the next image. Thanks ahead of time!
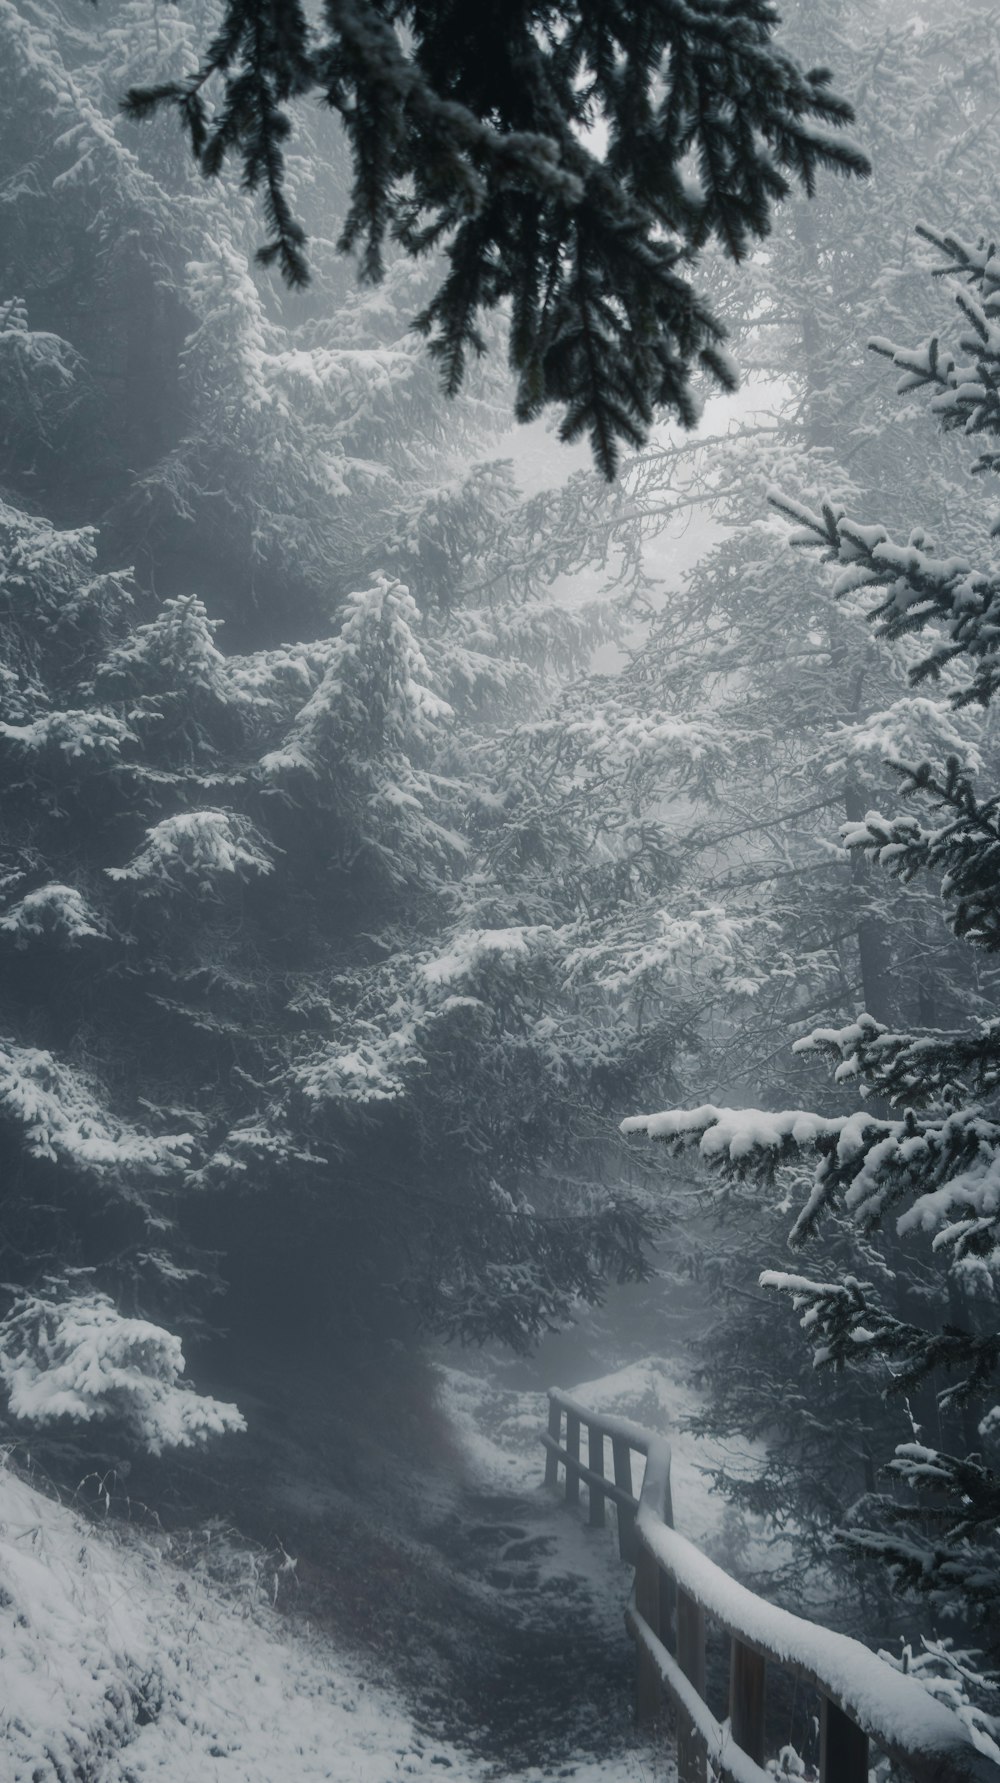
[124,0,869,475]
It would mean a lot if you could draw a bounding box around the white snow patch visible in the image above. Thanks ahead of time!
[0,1454,472,1782]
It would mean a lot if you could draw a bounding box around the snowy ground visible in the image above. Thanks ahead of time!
[0,1353,710,1782]
[3,1209,980,1782]
[0,1452,461,1782]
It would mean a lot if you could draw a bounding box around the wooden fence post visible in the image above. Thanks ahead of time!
[634,1538,662,1726]
[729,1639,766,1765]
[565,1412,581,1506]
[819,1697,868,1783]
[658,1464,676,1649]
[588,1423,605,1527]
[544,1397,561,1489]
[612,1437,635,1562]
[676,1588,707,1783]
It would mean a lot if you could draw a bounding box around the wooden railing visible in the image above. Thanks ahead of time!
[542,1388,997,1783]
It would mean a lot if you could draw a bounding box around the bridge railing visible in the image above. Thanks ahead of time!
[542,1387,997,1783]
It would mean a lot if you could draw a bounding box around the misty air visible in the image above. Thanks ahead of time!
[0,2,997,1780]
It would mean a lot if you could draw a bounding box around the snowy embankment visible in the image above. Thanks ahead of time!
[0,1454,460,1781]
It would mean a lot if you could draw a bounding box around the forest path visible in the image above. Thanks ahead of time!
[134,1342,677,1780]
[404,1477,647,1775]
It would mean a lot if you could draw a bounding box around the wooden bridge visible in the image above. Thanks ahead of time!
[542,1388,998,1783]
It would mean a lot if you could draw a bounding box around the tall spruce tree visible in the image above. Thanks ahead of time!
[557,0,1000,1600]
[624,231,1000,1684]
[0,0,751,1464]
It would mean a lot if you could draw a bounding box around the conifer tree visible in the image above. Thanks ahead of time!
[0,0,722,1462]
[625,231,1000,1662]
[575,0,1000,1586]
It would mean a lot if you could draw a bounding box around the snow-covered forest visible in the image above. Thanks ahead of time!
[1,1,999,1778]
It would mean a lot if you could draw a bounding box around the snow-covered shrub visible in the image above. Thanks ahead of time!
[0,1290,245,1454]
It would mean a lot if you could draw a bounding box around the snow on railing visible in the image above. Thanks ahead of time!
[542,1388,997,1783]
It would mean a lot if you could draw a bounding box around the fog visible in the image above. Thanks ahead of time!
[0,0,998,1776]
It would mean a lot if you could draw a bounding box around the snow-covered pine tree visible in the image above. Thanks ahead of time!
[0,342,247,1452]
[625,231,1000,1659]
[568,0,1000,1589]
[0,0,731,1462]
[123,0,869,475]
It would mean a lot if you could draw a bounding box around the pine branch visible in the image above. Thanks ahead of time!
[123,0,869,474]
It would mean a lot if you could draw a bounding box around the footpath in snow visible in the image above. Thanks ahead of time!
[0,1355,709,1782]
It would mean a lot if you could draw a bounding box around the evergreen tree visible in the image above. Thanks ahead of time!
[573,0,1000,1596]
[625,230,1000,1669]
[0,0,722,1463]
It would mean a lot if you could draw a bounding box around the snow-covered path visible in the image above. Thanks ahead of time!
[0,1356,689,1781]
[408,1478,651,1776]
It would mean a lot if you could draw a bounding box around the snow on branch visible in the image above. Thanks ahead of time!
[0,883,107,947]
[620,1101,865,1166]
[0,708,135,759]
[107,810,275,896]
[878,1642,1000,1765]
[767,480,1000,706]
[829,697,984,779]
[0,1290,245,1454]
[623,1085,1000,1259]
[0,1039,192,1176]
[836,757,1000,950]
